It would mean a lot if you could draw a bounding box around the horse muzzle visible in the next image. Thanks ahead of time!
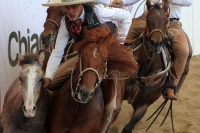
[22,104,37,118]
[42,33,54,45]
[78,88,94,103]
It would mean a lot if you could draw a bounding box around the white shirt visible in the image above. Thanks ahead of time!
[96,0,110,4]
[150,0,193,19]
[45,4,132,80]
[169,0,193,19]
[122,0,140,7]
[96,0,141,6]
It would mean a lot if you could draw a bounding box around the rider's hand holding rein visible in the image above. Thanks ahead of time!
[43,78,51,89]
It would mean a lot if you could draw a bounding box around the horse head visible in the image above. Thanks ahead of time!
[42,6,65,46]
[71,25,110,103]
[72,24,138,103]
[18,52,45,117]
[145,0,169,53]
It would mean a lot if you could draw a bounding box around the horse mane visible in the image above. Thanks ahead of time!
[18,53,38,66]
[74,24,138,77]
[74,24,111,52]
[106,36,138,76]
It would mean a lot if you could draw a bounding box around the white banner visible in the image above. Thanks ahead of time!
[0,0,48,111]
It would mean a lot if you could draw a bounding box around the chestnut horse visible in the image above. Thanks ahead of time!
[42,6,63,46]
[122,1,178,133]
[46,25,138,133]
[0,52,51,133]
[42,6,75,62]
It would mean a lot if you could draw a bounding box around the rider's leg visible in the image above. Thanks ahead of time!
[166,20,192,100]
[47,55,79,91]
[124,12,146,45]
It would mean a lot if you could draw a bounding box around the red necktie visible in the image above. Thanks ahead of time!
[69,19,83,35]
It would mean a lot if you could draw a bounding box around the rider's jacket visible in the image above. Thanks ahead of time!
[65,5,102,43]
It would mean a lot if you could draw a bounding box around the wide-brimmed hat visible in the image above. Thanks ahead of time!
[42,0,96,6]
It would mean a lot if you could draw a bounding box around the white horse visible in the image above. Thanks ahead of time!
[0,52,51,133]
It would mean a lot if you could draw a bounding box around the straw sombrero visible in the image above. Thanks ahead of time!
[42,0,96,6]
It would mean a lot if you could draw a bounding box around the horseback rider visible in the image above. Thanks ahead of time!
[113,0,194,100]
[42,0,134,89]
[41,0,140,132]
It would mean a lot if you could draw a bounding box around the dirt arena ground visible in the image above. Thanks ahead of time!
[109,55,200,133]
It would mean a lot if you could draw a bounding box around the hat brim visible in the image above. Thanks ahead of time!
[42,0,96,6]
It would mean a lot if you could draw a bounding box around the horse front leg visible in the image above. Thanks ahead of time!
[97,79,120,133]
[97,97,117,133]
[122,104,148,133]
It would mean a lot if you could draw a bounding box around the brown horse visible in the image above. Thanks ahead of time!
[122,1,176,133]
[46,24,138,133]
[42,6,75,62]
[0,52,51,133]
[42,6,63,46]
[41,7,138,133]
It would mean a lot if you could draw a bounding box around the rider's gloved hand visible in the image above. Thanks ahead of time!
[43,78,51,89]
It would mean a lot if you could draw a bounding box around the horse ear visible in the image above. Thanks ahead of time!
[163,0,169,13]
[37,52,45,67]
[18,53,24,66]
[146,0,152,10]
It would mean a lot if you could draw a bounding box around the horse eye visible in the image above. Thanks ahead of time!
[38,77,44,83]
[19,76,23,82]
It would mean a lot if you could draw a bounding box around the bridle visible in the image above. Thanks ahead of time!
[145,7,166,41]
[70,51,107,103]
[45,19,60,29]
[43,19,60,51]
[143,6,169,59]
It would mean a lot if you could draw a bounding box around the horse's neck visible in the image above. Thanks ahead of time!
[137,38,163,77]
[38,49,51,72]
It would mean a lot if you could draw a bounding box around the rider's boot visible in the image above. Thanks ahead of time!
[163,75,177,100]
[165,88,177,100]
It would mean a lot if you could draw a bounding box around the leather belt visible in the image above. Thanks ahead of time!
[170,18,179,21]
